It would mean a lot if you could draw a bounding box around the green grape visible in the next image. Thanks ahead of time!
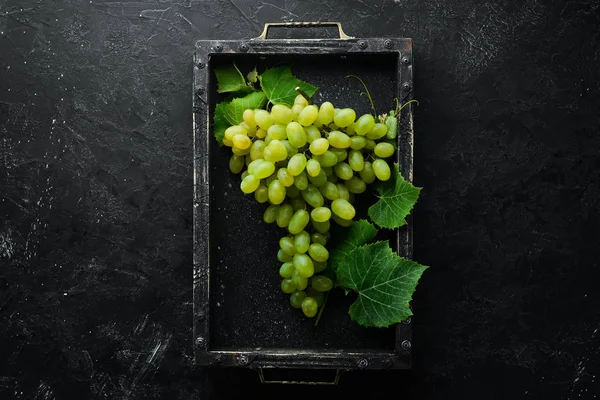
[245,154,252,167]
[278,248,293,262]
[224,125,247,141]
[277,168,294,187]
[328,122,339,131]
[345,122,356,136]
[374,142,395,158]
[308,243,329,262]
[301,184,325,208]
[311,275,333,292]
[264,136,272,146]
[251,161,273,179]
[336,183,350,201]
[315,150,338,167]
[264,204,280,224]
[271,104,294,125]
[243,109,256,128]
[373,159,391,181]
[288,209,310,234]
[331,198,356,220]
[311,233,328,246]
[250,140,266,160]
[255,109,274,130]
[281,278,296,294]
[355,114,375,136]
[348,150,365,171]
[265,173,278,186]
[366,123,388,139]
[320,182,340,201]
[229,155,245,174]
[309,138,329,155]
[277,204,294,228]
[359,161,376,184]
[294,230,311,254]
[292,272,308,291]
[297,105,319,126]
[328,131,351,148]
[312,219,330,234]
[305,125,321,143]
[241,170,249,180]
[240,122,256,136]
[291,171,307,191]
[313,261,327,273]
[289,290,307,309]
[362,140,374,151]
[291,104,304,119]
[223,138,233,147]
[255,129,267,139]
[350,136,366,150]
[287,154,307,176]
[281,140,298,157]
[306,287,326,306]
[240,174,260,193]
[265,140,288,162]
[308,169,327,187]
[279,262,295,278]
[294,94,309,107]
[279,236,296,256]
[268,180,286,204]
[333,108,356,128]
[345,176,367,194]
[254,185,269,203]
[328,173,339,183]
[267,123,287,140]
[312,118,323,129]
[306,159,321,177]
[330,148,348,162]
[334,162,354,180]
[289,196,306,211]
[301,297,318,317]
[286,185,300,198]
[232,146,250,156]
[311,207,331,223]
[322,166,333,177]
[332,214,353,227]
[317,101,334,125]
[286,122,307,148]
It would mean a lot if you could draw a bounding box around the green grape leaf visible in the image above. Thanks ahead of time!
[213,100,231,144]
[328,220,378,274]
[247,66,258,83]
[214,64,253,94]
[336,241,428,327]
[259,66,318,106]
[224,91,268,126]
[368,163,421,229]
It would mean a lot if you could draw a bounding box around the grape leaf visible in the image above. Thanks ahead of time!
[214,64,252,94]
[213,100,231,144]
[336,241,428,327]
[328,220,378,274]
[224,91,268,126]
[368,163,421,229]
[259,66,318,106]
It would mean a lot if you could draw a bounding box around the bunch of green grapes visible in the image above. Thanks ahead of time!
[222,94,395,318]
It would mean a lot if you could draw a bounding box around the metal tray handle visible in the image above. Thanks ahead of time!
[252,22,354,41]
[257,368,342,385]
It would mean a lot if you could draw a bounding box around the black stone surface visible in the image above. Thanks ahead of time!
[1,1,599,399]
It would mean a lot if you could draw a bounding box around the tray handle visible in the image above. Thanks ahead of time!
[252,22,354,41]
[257,368,342,385]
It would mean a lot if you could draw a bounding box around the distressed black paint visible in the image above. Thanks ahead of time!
[1,0,599,399]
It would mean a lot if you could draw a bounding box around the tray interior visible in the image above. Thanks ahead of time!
[207,52,400,351]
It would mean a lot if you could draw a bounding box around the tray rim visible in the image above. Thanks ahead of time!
[192,36,415,371]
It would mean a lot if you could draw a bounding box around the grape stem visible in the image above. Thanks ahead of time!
[295,86,313,105]
[345,75,377,117]
[314,291,330,327]
[393,99,420,118]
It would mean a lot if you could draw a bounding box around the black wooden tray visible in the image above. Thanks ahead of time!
[192,22,415,382]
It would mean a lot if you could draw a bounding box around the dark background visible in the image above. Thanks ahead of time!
[1,0,599,399]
